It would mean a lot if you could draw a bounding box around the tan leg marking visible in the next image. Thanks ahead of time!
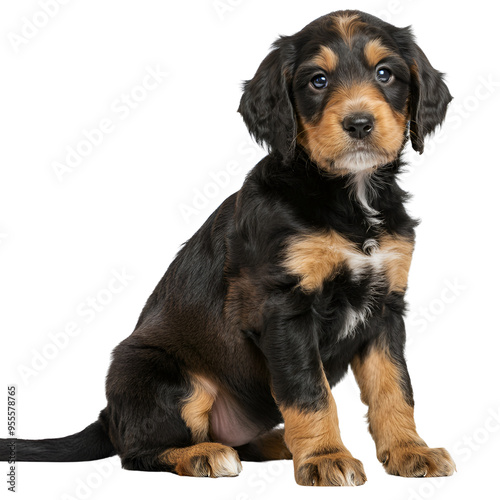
[283,230,354,292]
[352,347,456,477]
[280,374,366,486]
[283,230,414,294]
[181,375,217,443]
[378,234,414,293]
[160,442,242,478]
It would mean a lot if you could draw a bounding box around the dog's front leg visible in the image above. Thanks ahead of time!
[261,313,366,486]
[351,313,456,477]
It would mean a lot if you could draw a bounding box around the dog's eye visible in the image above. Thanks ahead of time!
[311,74,328,89]
[376,68,392,83]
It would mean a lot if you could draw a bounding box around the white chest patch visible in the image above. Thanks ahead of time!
[336,243,388,339]
[339,305,372,339]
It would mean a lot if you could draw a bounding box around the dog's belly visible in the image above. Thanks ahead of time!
[210,393,263,447]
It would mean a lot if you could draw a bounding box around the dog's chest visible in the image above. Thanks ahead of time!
[283,230,414,337]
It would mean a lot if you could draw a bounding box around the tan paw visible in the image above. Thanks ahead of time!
[162,443,242,478]
[382,444,456,477]
[295,452,367,486]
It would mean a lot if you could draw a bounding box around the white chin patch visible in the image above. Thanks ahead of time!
[334,150,390,172]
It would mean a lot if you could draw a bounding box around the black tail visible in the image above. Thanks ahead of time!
[0,418,116,463]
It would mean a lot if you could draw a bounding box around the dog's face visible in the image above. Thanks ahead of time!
[292,15,412,173]
[239,10,452,173]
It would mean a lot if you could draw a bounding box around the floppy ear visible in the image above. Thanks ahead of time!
[238,37,296,160]
[408,44,452,154]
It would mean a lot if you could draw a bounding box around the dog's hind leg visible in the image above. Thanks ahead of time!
[105,336,189,472]
[235,428,292,461]
[105,335,243,477]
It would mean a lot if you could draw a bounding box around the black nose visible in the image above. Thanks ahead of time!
[342,113,374,139]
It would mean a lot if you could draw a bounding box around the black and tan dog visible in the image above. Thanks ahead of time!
[1,10,456,486]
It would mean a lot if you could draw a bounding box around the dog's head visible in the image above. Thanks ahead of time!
[238,10,452,173]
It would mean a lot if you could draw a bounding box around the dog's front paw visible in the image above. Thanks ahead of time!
[381,444,456,477]
[295,452,367,486]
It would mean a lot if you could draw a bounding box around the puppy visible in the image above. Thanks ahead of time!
[1,10,455,486]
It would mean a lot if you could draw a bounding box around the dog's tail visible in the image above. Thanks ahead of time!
[0,413,116,462]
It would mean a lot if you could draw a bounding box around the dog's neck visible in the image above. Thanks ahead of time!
[345,169,384,228]
[258,148,413,240]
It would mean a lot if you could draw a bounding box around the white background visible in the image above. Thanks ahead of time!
[1,1,499,499]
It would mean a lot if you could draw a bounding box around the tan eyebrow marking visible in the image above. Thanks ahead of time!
[311,46,339,73]
[364,38,395,67]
